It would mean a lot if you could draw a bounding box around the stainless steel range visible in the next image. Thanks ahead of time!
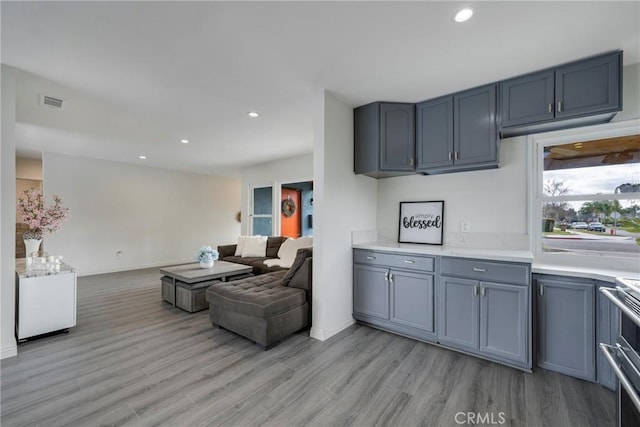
[600,277,640,427]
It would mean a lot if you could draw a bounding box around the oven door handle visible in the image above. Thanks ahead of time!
[600,343,640,413]
[600,287,640,329]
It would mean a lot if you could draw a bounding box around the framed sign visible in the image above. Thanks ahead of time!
[398,201,444,245]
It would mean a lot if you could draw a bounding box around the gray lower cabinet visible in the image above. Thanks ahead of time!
[353,249,436,342]
[480,282,528,365]
[438,257,531,369]
[437,276,529,367]
[437,277,479,351]
[536,276,596,381]
[353,264,389,320]
[390,270,434,333]
[597,281,619,390]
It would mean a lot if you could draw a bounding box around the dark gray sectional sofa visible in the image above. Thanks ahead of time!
[217,236,288,275]
[206,247,312,349]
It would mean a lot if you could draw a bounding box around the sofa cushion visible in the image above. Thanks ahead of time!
[266,236,287,258]
[282,247,313,287]
[251,261,288,276]
[206,271,306,318]
[221,255,268,267]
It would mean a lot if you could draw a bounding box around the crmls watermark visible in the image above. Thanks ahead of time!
[454,412,506,425]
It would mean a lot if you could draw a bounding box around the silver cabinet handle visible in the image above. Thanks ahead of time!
[384,270,389,281]
[448,152,452,161]
[408,157,414,166]
[557,101,562,113]
[600,287,640,328]
[366,256,375,260]
[473,285,478,296]
[539,284,544,296]
[389,272,394,284]
[480,286,486,297]
[600,344,640,413]
[454,151,459,161]
[472,268,486,273]
[548,103,553,114]
[404,260,415,264]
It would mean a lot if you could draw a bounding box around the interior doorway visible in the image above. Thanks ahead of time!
[280,181,313,238]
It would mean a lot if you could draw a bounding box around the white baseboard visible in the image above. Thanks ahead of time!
[310,318,355,341]
[1,344,17,359]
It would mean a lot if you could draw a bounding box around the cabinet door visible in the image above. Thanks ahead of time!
[390,270,434,333]
[537,277,595,381]
[454,84,497,166]
[500,70,554,127]
[415,96,453,171]
[555,51,621,119]
[480,282,528,365]
[380,103,415,171]
[597,282,619,391]
[353,265,389,320]
[437,277,479,350]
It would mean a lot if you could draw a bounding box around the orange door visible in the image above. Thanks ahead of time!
[281,188,301,238]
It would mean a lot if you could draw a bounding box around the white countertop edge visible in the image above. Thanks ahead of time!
[352,243,639,282]
[352,242,534,264]
[531,264,640,283]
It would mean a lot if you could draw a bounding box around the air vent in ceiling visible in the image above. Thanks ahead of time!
[40,94,64,109]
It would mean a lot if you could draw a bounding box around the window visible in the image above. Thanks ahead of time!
[250,186,273,236]
[531,120,640,269]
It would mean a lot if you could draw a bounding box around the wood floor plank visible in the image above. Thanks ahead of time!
[1,267,616,427]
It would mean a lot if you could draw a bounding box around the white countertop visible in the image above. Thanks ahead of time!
[353,242,640,283]
[353,242,534,263]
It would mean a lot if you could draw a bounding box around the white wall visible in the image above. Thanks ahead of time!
[43,152,241,276]
[311,90,377,340]
[240,153,312,236]
[1,65,18,359]
[377,138,529,250]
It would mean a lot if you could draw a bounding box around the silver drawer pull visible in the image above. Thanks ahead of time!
[404,260,415,264]
[600,287,640,328]
[366,256,375,260]
[472,268,486,272]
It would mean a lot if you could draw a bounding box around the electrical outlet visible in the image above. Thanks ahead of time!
[461,221,471,233]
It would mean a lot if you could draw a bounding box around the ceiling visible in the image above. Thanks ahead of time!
[2,1,639,176]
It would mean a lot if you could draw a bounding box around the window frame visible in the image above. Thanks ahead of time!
[528,119,640,272]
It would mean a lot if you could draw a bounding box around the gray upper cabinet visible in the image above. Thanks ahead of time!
[480,281,528,365]
[555,52,621,119]
[416,84,498,174]
[501,70,555,128]
[415,96,454,171]
[437,277,480,351]
[501,51,622,137]
[536,276,596,381]
[353,264,389,320]
[354,102,415,178]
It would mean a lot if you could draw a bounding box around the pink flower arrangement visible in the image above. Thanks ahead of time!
[17,188,70,239]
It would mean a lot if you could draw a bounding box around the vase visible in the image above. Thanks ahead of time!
[200,259,214,269]
[24,238,42,257]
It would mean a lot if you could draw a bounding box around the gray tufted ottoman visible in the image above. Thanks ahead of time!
[205,248,312,349]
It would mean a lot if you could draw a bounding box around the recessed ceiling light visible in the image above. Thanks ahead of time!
[180,139,189,144]
[139,155,147,159]
[248,112,260,118]
[454,7,474,23]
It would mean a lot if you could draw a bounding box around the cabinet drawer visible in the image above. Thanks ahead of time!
[353,250,435,272]
[441,257,529,285]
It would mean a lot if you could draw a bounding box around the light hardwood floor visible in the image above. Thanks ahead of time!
[1,268,616,426]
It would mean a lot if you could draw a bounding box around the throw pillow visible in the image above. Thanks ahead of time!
[241,236,268,257]
[234,236,248,256]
